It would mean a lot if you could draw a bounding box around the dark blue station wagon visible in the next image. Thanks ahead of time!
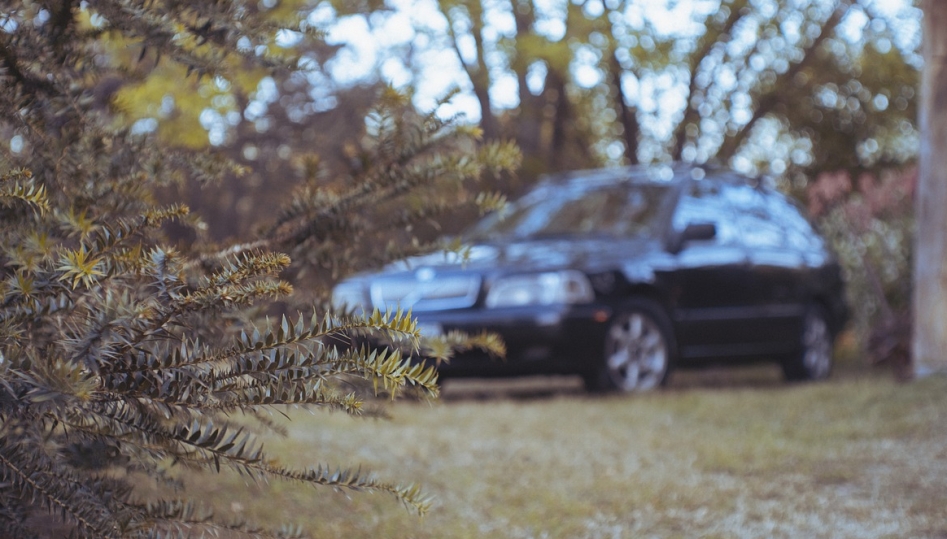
[332,164,849,392]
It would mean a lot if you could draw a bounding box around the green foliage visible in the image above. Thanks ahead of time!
[0,1,514,537]
[806,167,915,369]
[0,186,443,537]
[0,169,49,214]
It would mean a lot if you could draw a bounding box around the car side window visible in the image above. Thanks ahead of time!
[719,185,824,251]
[724,185,786,249]
[672,181,739,245]
[765,192,824,251]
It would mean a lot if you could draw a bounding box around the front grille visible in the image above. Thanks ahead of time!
[370,275,481,312]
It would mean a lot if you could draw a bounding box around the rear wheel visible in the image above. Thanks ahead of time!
[782,305,833,381]
[586,299,674,393]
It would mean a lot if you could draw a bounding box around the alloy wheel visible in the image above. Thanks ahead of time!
[604,312,668,391]
[802,310,832,379]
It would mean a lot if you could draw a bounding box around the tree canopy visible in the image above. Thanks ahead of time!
[303,0,919,186]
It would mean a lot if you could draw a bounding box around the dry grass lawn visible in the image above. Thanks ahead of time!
[173,366,947,538]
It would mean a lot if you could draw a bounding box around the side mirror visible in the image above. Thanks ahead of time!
[668,222,716,253]
[682,222,716,242]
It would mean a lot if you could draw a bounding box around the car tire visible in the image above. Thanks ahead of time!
[782,304,833,382]
[585,299,674,393]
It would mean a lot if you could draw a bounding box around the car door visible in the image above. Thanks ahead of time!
[726,186,810,354]
[662,180,758,360]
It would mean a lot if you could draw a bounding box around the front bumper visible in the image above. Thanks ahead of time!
[413,303,613,377]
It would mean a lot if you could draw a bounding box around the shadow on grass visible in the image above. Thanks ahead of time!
[437,353,890,402]
[439,376,587,401]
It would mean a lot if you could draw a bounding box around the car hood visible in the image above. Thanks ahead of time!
[380,236,659,276]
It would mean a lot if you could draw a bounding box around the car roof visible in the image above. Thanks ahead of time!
[539,162,767,191]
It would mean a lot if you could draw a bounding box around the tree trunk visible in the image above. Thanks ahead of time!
[609,51,639,165]
[512,3,543,159]
[913,0,947,376]
[438,0,500,140]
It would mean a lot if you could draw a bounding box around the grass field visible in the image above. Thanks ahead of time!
[174,365,947,538]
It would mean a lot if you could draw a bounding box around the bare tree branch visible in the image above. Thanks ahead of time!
[716,2,851,159]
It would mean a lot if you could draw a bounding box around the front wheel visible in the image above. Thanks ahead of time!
[782,305,834,381]
[585,299,674,393]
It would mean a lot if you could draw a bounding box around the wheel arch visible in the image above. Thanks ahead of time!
[810,293,847,337]
[616,281,673,313]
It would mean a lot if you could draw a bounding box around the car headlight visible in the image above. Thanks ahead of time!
[485,270,594,308]
[331,282,368,314]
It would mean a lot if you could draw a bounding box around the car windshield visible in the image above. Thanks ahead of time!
[467,182,671,241]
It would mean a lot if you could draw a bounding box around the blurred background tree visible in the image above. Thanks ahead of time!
[379,0,919,181]
[806,166,915,374]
